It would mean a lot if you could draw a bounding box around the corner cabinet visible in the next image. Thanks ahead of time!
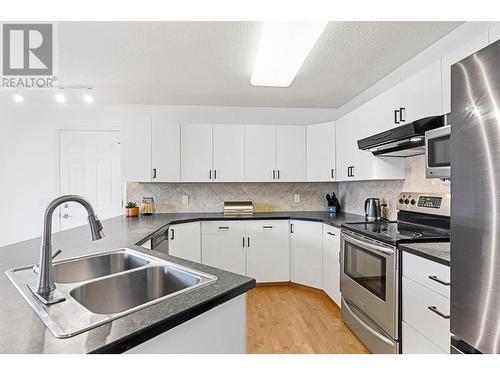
[122,115,180,182]
[290,220,323,289]
[307,122,336,181]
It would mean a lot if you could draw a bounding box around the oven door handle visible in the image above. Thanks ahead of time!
[342,298,395,347]
[342,232,394,256]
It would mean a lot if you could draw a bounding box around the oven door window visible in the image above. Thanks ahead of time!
[427,135,451,168]
[344,241,387,300]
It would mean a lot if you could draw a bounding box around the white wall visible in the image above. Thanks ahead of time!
[0,103,337,247]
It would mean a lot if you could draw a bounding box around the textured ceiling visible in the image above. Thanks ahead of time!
[57,21,462,108]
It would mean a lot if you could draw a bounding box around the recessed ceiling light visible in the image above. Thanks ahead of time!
[250,22,328,88]
[83,93,93,104]
[55,93,66,103]
[13,93,24,103]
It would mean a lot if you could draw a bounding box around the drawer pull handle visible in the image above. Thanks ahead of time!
[327,231,336,236]
[428,275,450,286]
[218,226,229,230]
[428,305,450,319]
[263,225,273,229]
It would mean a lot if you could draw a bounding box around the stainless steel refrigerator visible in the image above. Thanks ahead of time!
[451,39,500,354]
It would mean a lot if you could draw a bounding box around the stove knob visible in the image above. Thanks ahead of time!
[399,198,404,204]
[411,199,416,205]
[404,199,410,204]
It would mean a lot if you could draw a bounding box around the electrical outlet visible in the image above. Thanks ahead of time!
[294,194,301,203]
[182,195,189,205]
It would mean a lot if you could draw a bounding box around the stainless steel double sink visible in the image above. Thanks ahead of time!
[6,248,217,338]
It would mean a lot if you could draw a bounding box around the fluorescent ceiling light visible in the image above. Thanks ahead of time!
[251,22,328,87]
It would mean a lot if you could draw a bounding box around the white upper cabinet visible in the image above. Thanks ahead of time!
[152,122,180,182]
[121,115,152,182]
[307,122,336,181]
[441,32,489,114]
[244,125,276,182]
[213,124,245,182]
[181,123,213,182]
[393,60,442,123]
[275,126,306,182]
[490,24,500,44]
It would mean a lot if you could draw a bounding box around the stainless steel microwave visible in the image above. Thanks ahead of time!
[425,125,451,179]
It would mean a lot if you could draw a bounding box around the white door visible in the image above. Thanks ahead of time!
[60,130,122,231]
[244,125,275,182]
[213,124,245,182]
[322,224,341,306]
[169,222,201,262]
[121,115,151,182]
[245,221,290,283]
[181,124,213,182]
[307,122,336,181]
[441,32,489,114]
[152,122,180,182]
[275,126,306,182]
[290,220,323,289]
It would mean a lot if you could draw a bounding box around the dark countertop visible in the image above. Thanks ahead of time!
[399,242,450,266]
[0,210,364,354]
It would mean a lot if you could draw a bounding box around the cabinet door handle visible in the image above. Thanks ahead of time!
[152,168,157,179]
[351,166,355,177]
[428,306,450,319]
[331,169,334,179]
[273,170,276,179]
[277,170,280,179]
[428,275,450,286]
[242,237,245,247]
[394,109,400,124]
[214,170,217,180]
[247,237,250,247]
[209,170,212,179]
[290,223,294,233]
[170,229,175,240]
[399,107,406,123]
[327,231,336,236]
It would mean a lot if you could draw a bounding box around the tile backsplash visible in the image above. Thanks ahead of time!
[127,182,339,213]
[127,155,449,219]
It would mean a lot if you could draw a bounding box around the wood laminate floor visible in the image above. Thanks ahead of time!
[246,285,370,354]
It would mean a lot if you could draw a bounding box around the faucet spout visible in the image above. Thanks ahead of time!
[32,195,104,304]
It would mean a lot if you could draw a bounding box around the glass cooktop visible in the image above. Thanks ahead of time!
[341,220,450,245]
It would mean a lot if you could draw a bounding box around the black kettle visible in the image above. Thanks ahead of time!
[364,198,381,221]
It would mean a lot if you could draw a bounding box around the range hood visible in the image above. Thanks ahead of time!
[357,115,444,157]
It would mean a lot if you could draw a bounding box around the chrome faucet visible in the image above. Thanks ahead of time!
[29,195,104,305]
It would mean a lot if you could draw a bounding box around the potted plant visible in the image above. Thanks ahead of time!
[125,201,139,217]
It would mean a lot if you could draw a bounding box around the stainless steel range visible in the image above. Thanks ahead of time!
[340,192,450,354]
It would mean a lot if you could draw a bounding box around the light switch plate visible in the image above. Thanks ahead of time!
[182,195,189,205]
[294,194,300,203]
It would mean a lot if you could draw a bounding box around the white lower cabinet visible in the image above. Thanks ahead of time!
[168,222,201,263]
[402,253,451,354]
[245,221,290,283]
[202,222,246,275]
[290,220,323,289]
[322,224,341,306]
[201,220,290,282]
